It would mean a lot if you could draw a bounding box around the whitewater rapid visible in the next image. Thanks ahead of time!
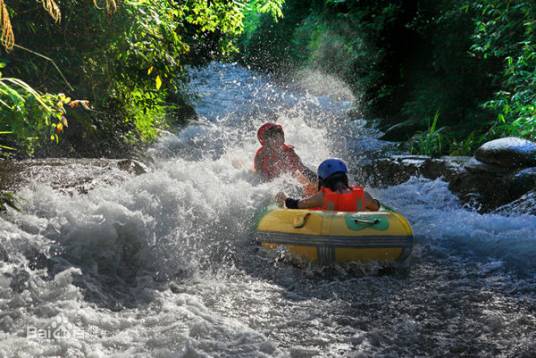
[0,63,535,357]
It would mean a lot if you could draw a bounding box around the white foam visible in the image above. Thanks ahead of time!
[374,177,536,271]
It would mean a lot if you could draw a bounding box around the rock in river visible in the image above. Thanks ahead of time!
[510,167,536,199]
[357,154,535,213]
[475,137,536,168]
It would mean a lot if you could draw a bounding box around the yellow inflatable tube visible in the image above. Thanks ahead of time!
[255,206,413,264]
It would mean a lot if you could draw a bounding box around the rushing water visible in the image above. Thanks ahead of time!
[1,63,535,357]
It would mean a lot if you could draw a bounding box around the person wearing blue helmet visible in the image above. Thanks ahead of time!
[275,158,380,211]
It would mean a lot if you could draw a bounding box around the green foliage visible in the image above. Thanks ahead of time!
[470,0,536,141]
[125,87,167,142]
[0,65,68,156]
[409,112,446,157]
[251,0,285,19]
[409,112,488,156]
[242,0,536,156]
[242,0,285,45]
[448,131,486,156]
[2,0,284,157]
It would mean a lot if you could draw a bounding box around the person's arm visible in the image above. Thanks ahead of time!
[364,191,380,211]
[275,192,323,209]
[299,165,317,183]
[254,151,269,180]
[292,154,316,182]
[286,147,317,183]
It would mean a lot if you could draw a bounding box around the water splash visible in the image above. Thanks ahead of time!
[373,177,536,273]
[0,62,535,356]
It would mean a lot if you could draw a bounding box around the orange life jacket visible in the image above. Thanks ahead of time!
[254,144,302,180]
[320,187,365,212]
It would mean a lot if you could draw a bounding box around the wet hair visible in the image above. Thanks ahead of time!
[318,172,350,192]
[264,126,284,139]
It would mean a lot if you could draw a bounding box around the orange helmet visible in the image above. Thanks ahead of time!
[257,122,283,145]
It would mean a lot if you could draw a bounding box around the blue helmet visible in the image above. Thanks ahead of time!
[317,158,348,180]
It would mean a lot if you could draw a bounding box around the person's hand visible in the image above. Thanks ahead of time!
[275,192,287,207]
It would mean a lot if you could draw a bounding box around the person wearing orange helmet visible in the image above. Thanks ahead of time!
[254,122,316,191]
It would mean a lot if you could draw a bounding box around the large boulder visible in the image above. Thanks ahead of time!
[356,155,468,187]
[357,154,534,213]
[448,170,511,211]
[422,156,471,181]
[356,155,429,187]
[475,137,536,168]
[446,163,536,212]
[463,157,512,175]
[510,167,536,199]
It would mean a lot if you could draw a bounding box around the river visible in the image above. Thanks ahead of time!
[0,62,535,357]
